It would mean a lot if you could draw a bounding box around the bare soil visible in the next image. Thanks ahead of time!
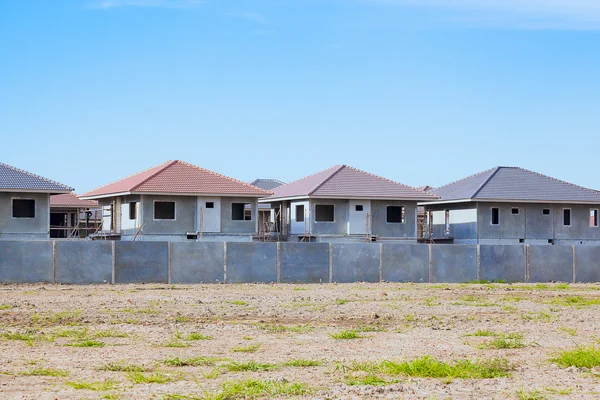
[1,282,600,399]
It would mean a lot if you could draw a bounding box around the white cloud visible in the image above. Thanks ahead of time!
[367,0,600,29]
[90,0,204,9]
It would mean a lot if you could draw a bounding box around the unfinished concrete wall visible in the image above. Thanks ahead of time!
[114,241,169,283]
[0,241,53,283]
[528,245,573,283]
[280,243,330,283]
[0,192,50,240]
[431,245,478,283]
[55,241,112,284]
[226,242,277,283]
[220,197,258,234]
[574,246,600,282]
[478,202,526,241]
[381,244,429,282]
[525,203,554,240]
[170,242,224,283]
[553,204,600,242]
[480,245,525,283]
[309,199,347,235]
[331,243,380,283]
[371,200,417,238]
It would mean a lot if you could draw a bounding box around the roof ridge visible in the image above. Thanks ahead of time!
[341,165,439,198]
[0,161,73,191]
[277,165,343,190]
[130,160,179,191]
[82,160,173,196]
[471,166,502,198]
[512,166,600,196]
[308,165,346,195]
[433,167,498,193]
[173,160,272,195]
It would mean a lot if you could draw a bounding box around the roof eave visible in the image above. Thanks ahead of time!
[82,191,270,200]
[261,194,440,203]
[419,198,600,206]
[0,188,72,194]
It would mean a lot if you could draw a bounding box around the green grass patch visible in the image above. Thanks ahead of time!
[185,333,213,341]
[521,311,553,322]
[128,372,174,384]
[33,310,83,326]
[231,344,260,353]
[221,379,310,398]
[345,374,398,386]
[550,345,600,368]
[335,299,350,305]
[225,361,279,372]
[66,379,119,391]
[330,330,365,340]
[161,356,222,367]
[478,334,526,350]
[93,329,129,338]
[464,330,498,337]
[163,340,190,348]
[66,339,105,347]
[515,388,546,400]
[558,326,577,336]
[258,324,314,334]
[0,304,13,310]
[227,300,248,306]
[1,331,38,344]
[283,359,322,367]
[100,362,150,372]
[543,296,600,308]
[22,367,69,377]
[52,327,88,339]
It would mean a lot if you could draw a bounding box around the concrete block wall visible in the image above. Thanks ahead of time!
[0,241,599,284]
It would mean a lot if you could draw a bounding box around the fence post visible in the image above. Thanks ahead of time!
[379,243,383,283]
[428,243,433,283]
[476,244,481,282]
[167,241,172,284]
[525,245,530,283]
[223,242,228,284]
[52,240,56,284]
[111,241,116,285]
[328,242,333,284]
[572,245,577,283]
[276,242,281,283]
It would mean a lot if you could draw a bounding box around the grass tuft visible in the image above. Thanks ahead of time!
[66,379,118,391]
[258,324,314,334]
[22,367,69,377]
[231,344,260,353]
[100,362,149,372]
[330,330,365,340]
[185,333,213,341]
[128,371,174,384]
[550,345,600,368]
[283,359,322,367]
[225,361,278,372]
[162,356,222,367]
[66,339,105,347]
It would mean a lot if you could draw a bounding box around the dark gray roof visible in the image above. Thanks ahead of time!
[250,178,285,191]
[0,162,73,193]
[432,167,600,203]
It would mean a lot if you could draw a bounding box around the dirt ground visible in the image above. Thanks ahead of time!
[1,282,600,400]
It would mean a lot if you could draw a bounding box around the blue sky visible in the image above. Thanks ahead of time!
[1,0,599,193]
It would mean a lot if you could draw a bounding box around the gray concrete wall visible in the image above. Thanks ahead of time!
[478,202,526,241]
[382,243,429,282]
[141,195,196,236]
[226,242,277,283]
[331,243,380,283]
[574,246,600,282]
[431,245,478,283]
[0,241,53,283]
[171,242,224,283]
[280,242,330,283]
[55,241,112,284]
[114,241,169,283]
[480,245,525,283]
[309,199,347,235]
[528,245,573,283]
[553,204,600,241]
[2,241,599,284]
[220,197,258,234]
[371,200,418,238]
[0,192,50,239]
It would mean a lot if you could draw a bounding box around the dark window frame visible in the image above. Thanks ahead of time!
[153,201,176,220]
[591,209,599,228]
[315,204,335,222]
[295,204,305,222]
[205,202,214,209]
[563,208,571,226]
[386,206,406,224]
[511,208,519,215]
[231,203,251,221]
[12,198,35,219]
[355,205,364,212]
[491,207,500,225]
[542,208,551,215]
[129,202,137,220]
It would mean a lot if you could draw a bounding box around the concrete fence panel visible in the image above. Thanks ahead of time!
[114,241,169,284]
[170,242,224,284]
[480,245,526,283]
[226,242,277,283]
[528,245,573,283]
[55,241,112,284]
[381,244,429,283]
[331,243,380,283]
[0,241,54,283]
[574,247,600,283]
[431,245,478,283]
[280,243,330,283]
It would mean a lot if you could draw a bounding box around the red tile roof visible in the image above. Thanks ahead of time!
[50,193,99,208]
[81,160,271,199]
[265,165,439,201]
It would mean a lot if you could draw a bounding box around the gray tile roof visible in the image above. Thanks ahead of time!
[250,178,285,191]
[433,167,600,203]
[0,162,73,193]
[266,165,439,201]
